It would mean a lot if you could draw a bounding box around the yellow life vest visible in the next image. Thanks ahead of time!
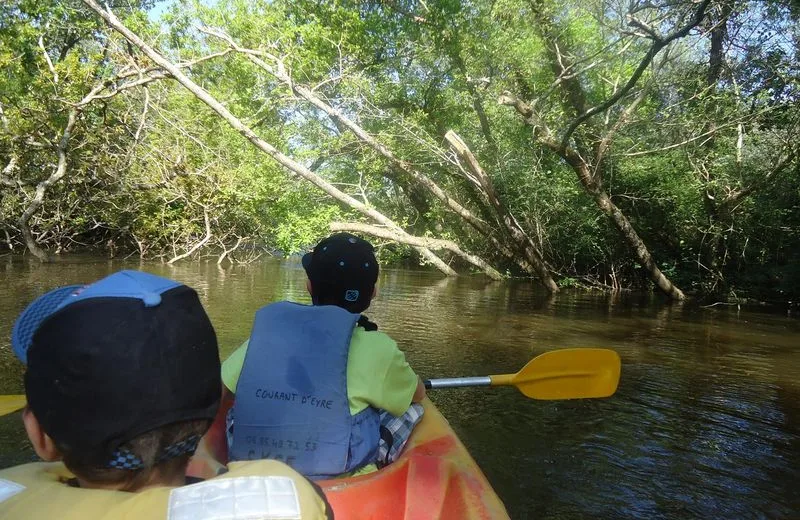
[0,459,330,519]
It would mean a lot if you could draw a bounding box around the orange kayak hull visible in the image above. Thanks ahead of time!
[191,396,509,519]
[318,398,509,519]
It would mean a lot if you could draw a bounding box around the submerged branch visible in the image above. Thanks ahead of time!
[168,208,212,264]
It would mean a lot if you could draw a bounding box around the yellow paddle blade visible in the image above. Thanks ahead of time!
[491,348,621,399]
[0,395,26,416]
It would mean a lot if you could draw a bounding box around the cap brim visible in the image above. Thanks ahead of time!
[12,285,83,364]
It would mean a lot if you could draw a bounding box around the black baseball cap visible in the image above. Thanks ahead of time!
[302,233,379,313]
[11,270,221,466]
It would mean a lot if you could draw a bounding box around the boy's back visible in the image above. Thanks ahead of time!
[222,321,417,420]
[223,233,424,477]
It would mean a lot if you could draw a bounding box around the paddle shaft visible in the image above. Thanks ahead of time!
[425,377,489,389]
[424,374,514,389]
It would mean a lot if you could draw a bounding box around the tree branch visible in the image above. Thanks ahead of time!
[1,157,19,187]
[168,207,212,263]
[38,30,59,84]
[330,222,503,280]
[559,0,712,149]
[722,149,796,208]
[445,130,558,291]
[594,86,648,167]
[217,235,245,265]
[18,109,79,261]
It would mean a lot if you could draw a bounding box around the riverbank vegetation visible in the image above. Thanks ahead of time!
[1,0,798,300]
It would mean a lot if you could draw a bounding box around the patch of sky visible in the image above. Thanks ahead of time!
[147,0,219,22]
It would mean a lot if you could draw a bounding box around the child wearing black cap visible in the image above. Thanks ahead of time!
[221,233,426,478]
[0,270,330,519]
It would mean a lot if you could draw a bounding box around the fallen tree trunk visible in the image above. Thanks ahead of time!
[330,222,503,280]
[200,28,557,289]
[81,0,462,276]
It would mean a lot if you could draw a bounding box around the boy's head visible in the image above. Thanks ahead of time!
[302,233,379,313]
[11,270,221,490]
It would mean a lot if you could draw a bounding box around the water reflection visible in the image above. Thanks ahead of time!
[0,255,798,518]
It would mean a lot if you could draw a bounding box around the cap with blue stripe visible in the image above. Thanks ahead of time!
[11,270,182,364]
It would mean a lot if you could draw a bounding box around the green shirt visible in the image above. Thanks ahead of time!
[221,326,418,417]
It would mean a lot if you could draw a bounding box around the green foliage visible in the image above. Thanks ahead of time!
[1,0,798,300]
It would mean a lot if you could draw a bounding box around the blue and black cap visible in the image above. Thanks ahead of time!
[11,270,221,468]
[302,232,379,313]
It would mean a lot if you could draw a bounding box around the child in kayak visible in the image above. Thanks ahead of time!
[0,270,330,519]
[221,232,426,478]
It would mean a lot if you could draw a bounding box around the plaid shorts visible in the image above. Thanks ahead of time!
[226,403,425,468]
[377,403,425,468]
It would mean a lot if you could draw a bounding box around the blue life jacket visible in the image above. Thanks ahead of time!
[229,301,381,479]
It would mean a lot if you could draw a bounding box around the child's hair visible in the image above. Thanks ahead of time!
[58,419,210,491]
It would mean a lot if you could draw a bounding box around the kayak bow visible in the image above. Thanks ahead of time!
[318,398,509,519]
[192,396,509,519]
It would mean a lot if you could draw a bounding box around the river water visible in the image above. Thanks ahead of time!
[0,255,798,519]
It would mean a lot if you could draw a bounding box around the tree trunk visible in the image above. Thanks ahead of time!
[445,131,559,293]
[499,93,686,300]
[82,0,458,276]
[200,31,564,288]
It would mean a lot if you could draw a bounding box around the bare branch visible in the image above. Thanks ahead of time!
[217,235,246,265]
[38,30,59,84]
[594,86,648,167]
[1,157,19,187]
[723,149,796,207]
[168,207,213,263]
[626,15,661,41]
[330,222,503,280]
[0,102,8,131]
[559,0,713,149]
[134,85,150,143]
[445,130,558,291]
[115,49,232,81]
[18,109,79,261]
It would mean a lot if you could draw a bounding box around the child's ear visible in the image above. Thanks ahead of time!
[306,279,313,296]
[372,285,378,299]
[22,407,61,461]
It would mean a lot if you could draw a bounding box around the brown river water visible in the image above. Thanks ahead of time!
[0,255,798,519]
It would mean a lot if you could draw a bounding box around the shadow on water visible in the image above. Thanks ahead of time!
[1,255,799,518]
